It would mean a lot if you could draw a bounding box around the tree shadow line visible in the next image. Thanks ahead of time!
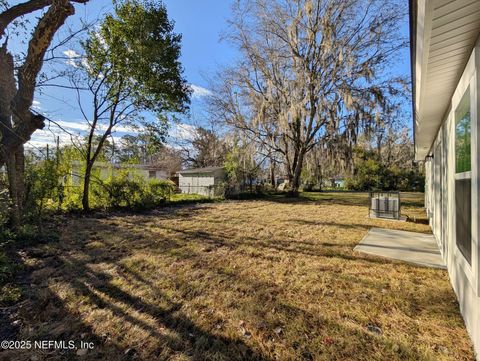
[6,199,460,361]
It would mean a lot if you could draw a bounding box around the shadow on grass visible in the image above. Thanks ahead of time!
[261,193,369,207]
[6,196,466,361]
[238,191,426,209]
[290,218,371,230]
[6,215,273,360]
[155,222,395,266]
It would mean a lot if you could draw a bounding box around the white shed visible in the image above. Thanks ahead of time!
[178,167,225,197]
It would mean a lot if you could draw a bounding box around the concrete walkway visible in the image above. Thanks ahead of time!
[354,227,446,269]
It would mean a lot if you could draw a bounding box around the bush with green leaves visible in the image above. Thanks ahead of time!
[148,179,175,203]
[26,158,62,215]
[20,147,178,213]
[345,157,425,192]
[95,173,175,210]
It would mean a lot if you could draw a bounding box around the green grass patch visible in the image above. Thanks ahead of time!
[169,193,222,204]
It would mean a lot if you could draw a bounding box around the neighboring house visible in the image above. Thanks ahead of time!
[178,166,225,197]
[70,161,169,185]
[410,0,480,356]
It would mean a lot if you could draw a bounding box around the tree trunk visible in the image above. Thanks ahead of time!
[317,163,322,191]
[14,146,25,205]
[269,160,275,187]
[290,149,306,196]
[5,145,25,227]
[6,153,20,227]
[82,161,93,212]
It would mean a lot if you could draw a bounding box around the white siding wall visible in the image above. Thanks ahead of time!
[426,38,480,358]
[178,169,225,197]
[179,174,215,196]
[70,163,168,185]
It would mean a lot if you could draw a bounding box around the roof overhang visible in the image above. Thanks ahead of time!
[411,0,480,161]
[178,166,224,174]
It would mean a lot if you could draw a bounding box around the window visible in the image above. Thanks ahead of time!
[149,170,156,179]
[455,87,472,264]
[456,178,472,263]
[455,90,471,173]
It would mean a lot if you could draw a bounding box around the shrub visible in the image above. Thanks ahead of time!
[345,159,383,191]
[148,179,175,203]
[100,176,144,209]
[20,153,179,213]
[345,158,425,192]
[25,159,63,221]
[96,174,175,210]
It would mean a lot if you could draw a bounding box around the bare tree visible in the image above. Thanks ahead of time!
[209,0,406,194]
[150,147,182,176]
[193,127,228,168]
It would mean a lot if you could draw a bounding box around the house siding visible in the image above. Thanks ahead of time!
[178,169,225,197]
[425,37,480,358]
[70,162,169,185]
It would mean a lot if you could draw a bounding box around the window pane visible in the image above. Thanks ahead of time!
[455,88,471,173]
[456,178,472,265]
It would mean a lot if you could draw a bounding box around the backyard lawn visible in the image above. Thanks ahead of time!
[3,192,474,360]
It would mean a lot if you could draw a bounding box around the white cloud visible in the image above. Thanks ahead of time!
[54,120,90,132]
[190,84,212,99]
[113,124,138,133]
[27,128,78,148]
[63,49,80,59]
[26,119,140,148]
[46,120,137,133]
[63,49,90,70]
[63,49,81,68]
[169,123,196,142]
[32,100,41,110]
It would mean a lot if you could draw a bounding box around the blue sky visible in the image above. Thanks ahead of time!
[15,0,411,148]
[162,0,237,88]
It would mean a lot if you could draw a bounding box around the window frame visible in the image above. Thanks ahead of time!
[449,50,478,292]
[454,86,473,265]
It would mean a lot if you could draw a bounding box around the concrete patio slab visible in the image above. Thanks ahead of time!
[354,227,446,269]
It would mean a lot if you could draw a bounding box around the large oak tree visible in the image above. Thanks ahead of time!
[209,0,407,194]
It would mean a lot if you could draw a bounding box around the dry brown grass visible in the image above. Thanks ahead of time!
[7,192,475,360]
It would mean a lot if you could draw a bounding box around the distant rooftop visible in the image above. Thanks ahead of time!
[178,166,224,174]
[71,160,166,171]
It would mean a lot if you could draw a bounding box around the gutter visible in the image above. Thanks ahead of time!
[409,0,418,162]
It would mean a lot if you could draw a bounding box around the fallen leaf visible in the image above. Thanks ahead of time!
[367,325,382,335]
